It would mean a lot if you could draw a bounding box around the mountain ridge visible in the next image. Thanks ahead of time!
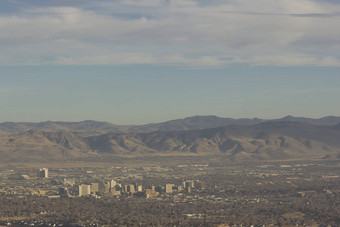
[1,115,340,137]
[0,129,93,162]
[1,119,340,163]
[84,121,340,160]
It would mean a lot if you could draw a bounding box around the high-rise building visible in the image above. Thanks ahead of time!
[110,180,117,188]
[137,185,143,192]
[129,184,135,193]
[37,168,48,178]
[110,180,117,192]
[166,184,175,194]
[79,184,91,197]
[91,183,99,193]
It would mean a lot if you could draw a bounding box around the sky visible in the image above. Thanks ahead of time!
[0,0,339,124]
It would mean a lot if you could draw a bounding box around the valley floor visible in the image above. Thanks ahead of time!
[0,158,339,226]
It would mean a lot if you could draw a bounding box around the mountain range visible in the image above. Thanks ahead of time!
[0,116,340,162]
[1,115,340,136]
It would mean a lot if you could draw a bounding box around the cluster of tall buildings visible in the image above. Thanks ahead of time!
[35,168,204,199]
[78,180,118,197]
[75,179,204,198]
[165,180,200,194]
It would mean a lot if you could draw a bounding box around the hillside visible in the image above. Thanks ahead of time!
[85,121,340,161]
[1,121,340,163]
[0,130,92,162]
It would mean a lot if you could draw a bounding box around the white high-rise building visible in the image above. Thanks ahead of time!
[110,180,117,188]
[166,184,175,194]
[37,168,48,178]
[137,185,143,192]
[129,184,135,193]
[79,184,91,197]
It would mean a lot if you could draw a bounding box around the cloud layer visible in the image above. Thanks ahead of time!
[1,0,340,66]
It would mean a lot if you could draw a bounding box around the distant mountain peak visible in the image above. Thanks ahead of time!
[1,115,340,137]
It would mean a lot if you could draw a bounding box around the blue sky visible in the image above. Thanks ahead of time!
[0,0,340,124]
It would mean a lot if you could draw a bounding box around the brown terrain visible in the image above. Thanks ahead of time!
[0,116,340,163]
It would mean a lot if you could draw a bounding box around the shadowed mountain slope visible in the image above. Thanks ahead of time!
[85,121,340,161]
[1,121,340,162]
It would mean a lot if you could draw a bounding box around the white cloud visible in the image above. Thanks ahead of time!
[0,0,340,66]
[232,54,340,67]
[56,53,157,65]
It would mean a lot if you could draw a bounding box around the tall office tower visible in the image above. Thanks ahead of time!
[37,168,48,178]
[110,180,117,188]
[130,184,136,193]
[166,184,175,194]
[190,180,195,188]
[137,185,143,192]
[79,184,91,197]
[91,183,99,193]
